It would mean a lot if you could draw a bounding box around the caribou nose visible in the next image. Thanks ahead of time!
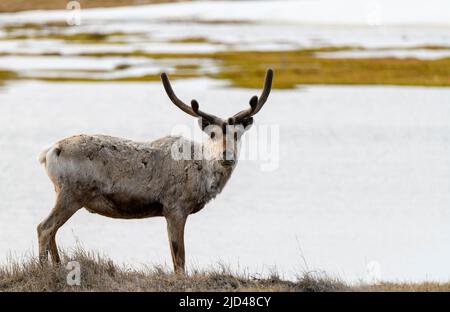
[221,151,235,166]
[223,151,234,161]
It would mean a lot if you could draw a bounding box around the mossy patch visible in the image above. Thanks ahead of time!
[2,21,69,31]
[169,37,223,45]
[29,72,199,83]
[1,32,130,44]
[161,18,254,25]
[169,37,210,44]
[0,69,18,85]
[403,45,450,51]
[174,63,201,71]
[0,0,185,13]
[212,50,450,88]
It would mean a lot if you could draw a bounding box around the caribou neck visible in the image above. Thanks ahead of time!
[198,138,236,196]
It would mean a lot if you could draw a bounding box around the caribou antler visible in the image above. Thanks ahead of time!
[228,96,258,124]
[161,73,221,124]
[231,69,273,123]
[161,69,273,125]
[190,100,223,124]
[160,73,197,117]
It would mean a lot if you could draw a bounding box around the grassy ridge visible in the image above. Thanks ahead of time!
[0,249,344,292]
[1,249,449,292]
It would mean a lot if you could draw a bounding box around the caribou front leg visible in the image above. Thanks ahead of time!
[165,213,187,274]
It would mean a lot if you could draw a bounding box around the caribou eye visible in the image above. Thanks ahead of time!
[210,132,216,139]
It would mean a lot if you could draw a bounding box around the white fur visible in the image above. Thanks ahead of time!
[37,146,51,165]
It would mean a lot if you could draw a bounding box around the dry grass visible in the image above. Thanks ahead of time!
[0,0,186,13]
[0,248,345,292]
[0,69,17,85]
[0,248,449,292]
[357,282,450,292]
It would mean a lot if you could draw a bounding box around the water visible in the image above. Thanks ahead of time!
[0,80,449,282]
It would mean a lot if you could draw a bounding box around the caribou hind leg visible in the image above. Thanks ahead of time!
[37,190,81,264]
[166,213,187,274]
[49,234,60,263]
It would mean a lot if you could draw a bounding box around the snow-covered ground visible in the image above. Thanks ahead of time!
[0,80,449,282]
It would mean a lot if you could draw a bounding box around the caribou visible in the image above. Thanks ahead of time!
[37,69,273,273]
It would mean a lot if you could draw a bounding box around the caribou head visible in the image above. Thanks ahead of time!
[160,69,273,167]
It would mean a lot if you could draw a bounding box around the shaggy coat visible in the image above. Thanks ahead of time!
[39,134,233,219]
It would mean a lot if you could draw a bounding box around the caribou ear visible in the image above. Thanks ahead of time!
[241,117,254,130]
[197,117,211,130]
